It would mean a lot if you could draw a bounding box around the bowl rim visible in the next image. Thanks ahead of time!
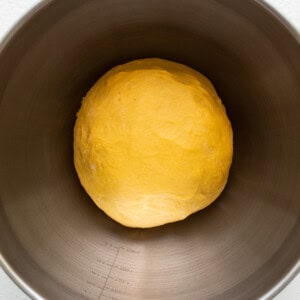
[0,0,299,299]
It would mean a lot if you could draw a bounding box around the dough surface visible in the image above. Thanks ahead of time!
[74,58,233,228]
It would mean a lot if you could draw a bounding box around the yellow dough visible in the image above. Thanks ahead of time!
[74,58,233,228]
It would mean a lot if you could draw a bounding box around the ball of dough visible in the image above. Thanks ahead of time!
[74,58,233,228]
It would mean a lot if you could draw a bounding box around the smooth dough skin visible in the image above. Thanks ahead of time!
[74,58,233,228]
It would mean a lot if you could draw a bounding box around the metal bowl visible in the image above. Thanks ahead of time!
[0,1,299,299]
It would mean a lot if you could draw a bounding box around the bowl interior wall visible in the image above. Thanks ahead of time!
[0,0,299,299]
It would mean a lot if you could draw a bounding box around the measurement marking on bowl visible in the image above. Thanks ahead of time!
[98,247,120,300]
[93,244,139,300]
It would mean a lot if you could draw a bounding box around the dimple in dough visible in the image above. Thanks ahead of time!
[74,58,233,228]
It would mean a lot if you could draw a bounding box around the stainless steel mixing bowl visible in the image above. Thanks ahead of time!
[0,0,299,299]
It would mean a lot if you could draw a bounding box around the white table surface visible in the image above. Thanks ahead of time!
[0,0,299,299]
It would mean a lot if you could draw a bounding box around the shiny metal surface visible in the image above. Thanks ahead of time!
[0,0,299,299]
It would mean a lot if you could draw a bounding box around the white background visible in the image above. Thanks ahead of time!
[0,0,299,299]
